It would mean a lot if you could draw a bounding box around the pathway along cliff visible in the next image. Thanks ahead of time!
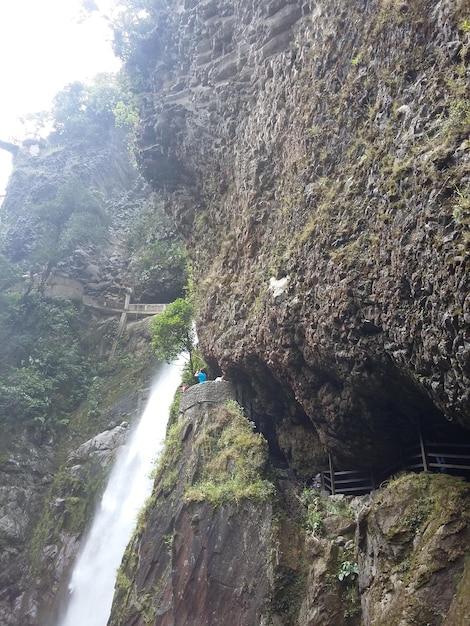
[56,361,183,626]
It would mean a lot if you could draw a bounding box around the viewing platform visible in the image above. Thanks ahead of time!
[82,296,167,316]
[43,274,169,359]
[179,380,235,416]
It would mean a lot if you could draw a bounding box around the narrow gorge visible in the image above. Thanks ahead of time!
[0,0,469,624]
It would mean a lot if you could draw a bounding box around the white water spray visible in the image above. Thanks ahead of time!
[58,360,183,626]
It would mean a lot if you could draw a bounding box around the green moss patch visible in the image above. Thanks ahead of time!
[184,401,274,506]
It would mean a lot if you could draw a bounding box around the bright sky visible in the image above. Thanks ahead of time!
[0,0,122,195]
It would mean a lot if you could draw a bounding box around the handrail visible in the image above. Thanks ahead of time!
[321,441,470,496]
[82,295,168,316]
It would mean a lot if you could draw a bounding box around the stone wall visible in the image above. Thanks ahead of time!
[179,380,234,414]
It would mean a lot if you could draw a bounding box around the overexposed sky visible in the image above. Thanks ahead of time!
[0,0,121,194]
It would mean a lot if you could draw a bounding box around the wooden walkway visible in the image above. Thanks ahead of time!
[82,294,168,359]
[206,375,470,496]
[82,296,167,317]
[321,440,470,495]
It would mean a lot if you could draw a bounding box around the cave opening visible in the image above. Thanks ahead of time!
[322,413,470,496]
[215,359,470,496]
[229,378,292,470]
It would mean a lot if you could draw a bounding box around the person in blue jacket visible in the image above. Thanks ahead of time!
[195,369,207,383]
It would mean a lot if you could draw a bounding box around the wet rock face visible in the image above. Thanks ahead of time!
[157,502,272,626]
[71,421,130,467]
[0,435,55,626]
[110,402,470,626]
[33,423,132,626]
[135,0,470,468]
[0,423,130,626]
[357,473,470,626]
[109,404,280,626]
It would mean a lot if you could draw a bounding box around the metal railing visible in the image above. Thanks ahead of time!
[82,293,168,359]
[83,295,167,316]
[321,441,470,496]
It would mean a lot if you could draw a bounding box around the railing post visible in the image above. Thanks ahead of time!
[419,423,429,472]
[328,453,335,495]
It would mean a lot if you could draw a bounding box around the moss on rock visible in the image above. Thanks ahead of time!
[359,473,470,625]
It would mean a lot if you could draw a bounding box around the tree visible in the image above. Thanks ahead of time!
[0,295,91,426]
[150,298,196,373]
[111,0,155,62]
[50,73,138,144]
[30,177,109,280]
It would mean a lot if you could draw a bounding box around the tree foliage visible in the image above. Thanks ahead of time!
[30,177,109,278]
[50,73,137,144]
[111,0,156,60]
[0,294,91,426]
[150,297,195,371]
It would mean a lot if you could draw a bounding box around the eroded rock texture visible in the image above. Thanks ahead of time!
[0,131,185,304]
[109,394,363,626]
[357,473,470,625]
[109,403,279,626]
[0,433,55,626]
[133,0,470,469]
[110,401,470,626]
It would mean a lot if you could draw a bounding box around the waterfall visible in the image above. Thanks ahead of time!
[58,360,183,626]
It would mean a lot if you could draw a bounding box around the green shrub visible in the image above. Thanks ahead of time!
[184,404,274,506]
[0,294,92,427]
[338,560,359,582]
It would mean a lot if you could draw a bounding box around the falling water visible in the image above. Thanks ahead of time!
[58,360,183,626]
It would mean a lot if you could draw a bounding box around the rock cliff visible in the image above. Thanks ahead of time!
[131,0,469,470]
[104,0,470,623]
[1,0,470,624]
[0,99,183,624]
[1,127,185,304]
[110,386,470,625]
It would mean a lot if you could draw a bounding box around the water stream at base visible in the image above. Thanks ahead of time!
[57,360,183,626]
